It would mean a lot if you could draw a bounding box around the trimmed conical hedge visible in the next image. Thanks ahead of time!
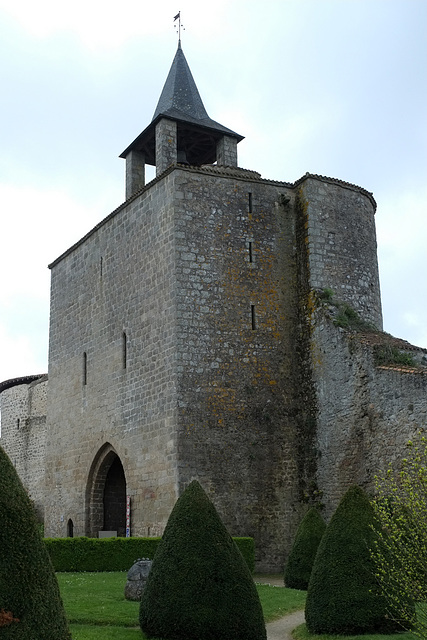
[0,446,71,639]
[140,480,266,640]
[305,485,403,635]
[284,507,326,590]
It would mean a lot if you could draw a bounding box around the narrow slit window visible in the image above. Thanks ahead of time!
[17,418,20,430]
[251,304,256,330]
[248,241,253,263]
[122,331,127,369]
[100,256,103,278]
[248,192,253,213]
[83,352,87,386]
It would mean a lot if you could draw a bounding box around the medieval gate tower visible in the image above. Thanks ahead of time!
[3,41,424,572]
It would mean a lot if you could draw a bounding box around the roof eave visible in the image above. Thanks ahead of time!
[119,114,244,160]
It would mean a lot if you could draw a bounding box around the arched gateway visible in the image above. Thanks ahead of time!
[86,443,127,537]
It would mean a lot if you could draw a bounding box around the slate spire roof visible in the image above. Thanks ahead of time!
[120,42,243,165]
[152,40,208,121]
[151,41,242,139]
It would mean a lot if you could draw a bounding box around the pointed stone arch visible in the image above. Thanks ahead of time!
[85,443,127,537]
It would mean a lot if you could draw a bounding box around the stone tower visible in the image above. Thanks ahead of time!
[39,42,384,570]
[120,40,244,196]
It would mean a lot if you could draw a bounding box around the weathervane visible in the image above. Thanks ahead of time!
[173,11,185,42]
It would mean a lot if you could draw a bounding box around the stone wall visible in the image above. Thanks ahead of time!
[299,175,383,330]
[43,164,306,569]
[311,306,427,518]
[45,171,180,538]
[171,166,301,571]
[0,377,47,519]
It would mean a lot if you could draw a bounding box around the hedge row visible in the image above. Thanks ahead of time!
[44,536,255,573]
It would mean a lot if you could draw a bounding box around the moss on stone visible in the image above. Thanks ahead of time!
[374,344,416,367]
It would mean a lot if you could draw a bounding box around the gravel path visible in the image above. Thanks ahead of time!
[254,575,305,640]
[266,609,305,640]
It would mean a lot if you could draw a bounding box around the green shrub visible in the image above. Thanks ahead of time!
[44,536,161,571]
[140,480,266,640]
[233,537,255,573]
[374,344,416,367]
[305,485,403,635]
[328,298,376,331]
[0,446,71,639]
[319,287,334,302]
[44,535,253,572]
[284,507,326,590]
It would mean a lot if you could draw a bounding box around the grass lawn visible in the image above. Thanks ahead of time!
[255,582,306,621]
[57,571,307,639]
[70,625,142,640]
[59,572,418,640]
[292,623,416,640]
[58,572,139,627]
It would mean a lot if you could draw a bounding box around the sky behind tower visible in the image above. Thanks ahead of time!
[0,0,426,382]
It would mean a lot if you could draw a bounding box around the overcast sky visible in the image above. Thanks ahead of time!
[0,0,426,382]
